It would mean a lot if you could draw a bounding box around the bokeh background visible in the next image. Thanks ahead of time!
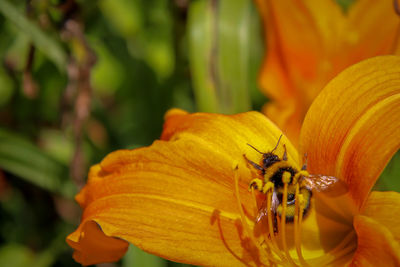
[0,0,398,266]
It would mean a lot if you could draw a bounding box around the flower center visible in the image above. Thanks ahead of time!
[233,164,356,266]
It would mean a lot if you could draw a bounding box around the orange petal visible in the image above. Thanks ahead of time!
[67,111,298,266]
[255,0,328,143]
[256,0,400,145]
[361,191,400,243]
[66,220,129,265]
[300,56,400,208]
[346,0,400,60]
[350,215,400,266]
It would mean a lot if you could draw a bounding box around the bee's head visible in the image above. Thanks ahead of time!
[262,152,281,168]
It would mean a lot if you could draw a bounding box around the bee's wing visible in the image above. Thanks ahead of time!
[304,174,348,196]
[271,191,279,211]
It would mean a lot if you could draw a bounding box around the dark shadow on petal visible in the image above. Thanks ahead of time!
[234,219,263,266]
[210,209,265,266]
[210,209,252,267]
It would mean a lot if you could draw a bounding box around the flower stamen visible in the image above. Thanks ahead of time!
[294,183,309,267]
[263,186,285,262]
[250,187,259,217]
[251,188,281,266]
[266,190,276,241]
[233,164,277,264]
[280,174,298,266]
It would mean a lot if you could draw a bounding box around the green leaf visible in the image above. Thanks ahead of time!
[99,0,143,37]
[0,227,70,267]
[0,129,76,198]
[187,0,218,112]
[0,244,34,267]
[90,41,125,96]
[122,245,167,267]
[188,0,263,114]
[0,67,14,107]
[217,0,263,113]
[0,0,67,72]
[373,151,400,193]
[31,224,72,267]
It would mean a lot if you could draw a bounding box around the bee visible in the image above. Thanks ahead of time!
[244,135,345,231]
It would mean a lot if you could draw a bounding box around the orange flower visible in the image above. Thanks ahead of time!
[255,0,400,145]
[67,56,400,266]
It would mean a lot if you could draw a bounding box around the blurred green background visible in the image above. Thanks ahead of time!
[0,0,398,266]
[0,0,264,266]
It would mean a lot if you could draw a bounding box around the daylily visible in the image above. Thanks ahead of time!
[255,0,400,144]
[67,56,400,266]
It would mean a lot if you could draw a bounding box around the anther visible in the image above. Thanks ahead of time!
[282,171,291,184]
[249,178,263,191]
[262,181,274,194]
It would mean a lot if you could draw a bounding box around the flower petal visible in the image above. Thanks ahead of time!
[361,191,400,243]
[67,110,298,266]
[161,109,299,167]
[66,220,129,265]
[350,215,400,266]
[256,0,400,144]
[300,56,400,208]
[255,0,330,142]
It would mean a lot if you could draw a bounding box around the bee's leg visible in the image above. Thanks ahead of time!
[273,216,278,234]
[267,216,278,236]
[243,154,265,175]
[248,178,263,191]
[282,144,288,161]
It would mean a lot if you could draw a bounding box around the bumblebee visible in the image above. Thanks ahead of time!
[244,135,342,228]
